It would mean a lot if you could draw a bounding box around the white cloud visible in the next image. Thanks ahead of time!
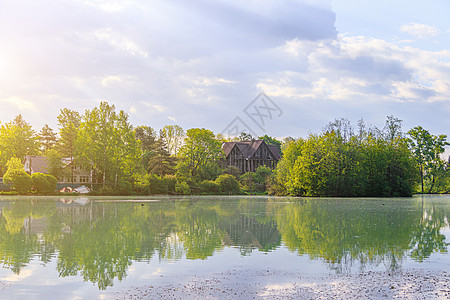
[400,23,439,39]
[89,28,148,58]
[101,75,122,87]
[1,97,37,112]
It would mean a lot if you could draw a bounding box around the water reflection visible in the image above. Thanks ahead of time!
[0,196,448,289]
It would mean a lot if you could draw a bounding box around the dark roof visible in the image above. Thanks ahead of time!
[267,144,281,160]
[222,140,281,160]
[27,156,49,173]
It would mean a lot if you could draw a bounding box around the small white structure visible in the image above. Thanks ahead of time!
[73,185,91,194]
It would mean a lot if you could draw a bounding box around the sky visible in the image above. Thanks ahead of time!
[1,0,450,149]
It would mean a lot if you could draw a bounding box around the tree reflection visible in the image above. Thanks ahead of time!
[0,197,448,289]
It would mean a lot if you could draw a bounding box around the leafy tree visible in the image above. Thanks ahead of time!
[258,135,282,153]
[31,173,57,193]
[222,165,241,179]
[238,132,253,141]
[215,174,240,194]
[177,128,223,181]
[134,125,158,170]
[0,115,38,175]
[3,158,32,193]
[147,131,176,177]
[76,102,141,189]
[56,109,81,183]
[274,117,416,197]
[38,124,57,152]
[161,125,185,156]
[200,180,221,194]
[407,126,449,193]
[45,149,66,180]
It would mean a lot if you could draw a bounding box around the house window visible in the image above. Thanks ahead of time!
[80,176,90,183]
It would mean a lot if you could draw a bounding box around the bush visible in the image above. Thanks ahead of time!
[147,175,167,194]
[116,179,133,195]
[31,173,57,193]
[215,174,240,194]
[164,175,177,195]
[4,169,32,194]
[175,181,190,195]
[44,174,57,191]
[200,180,220,194]
[222,166,241,179]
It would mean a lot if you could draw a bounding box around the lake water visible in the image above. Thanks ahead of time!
[0,195,448,299]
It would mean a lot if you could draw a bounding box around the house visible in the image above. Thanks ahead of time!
[23,155,93,185]
[222,140,281,173]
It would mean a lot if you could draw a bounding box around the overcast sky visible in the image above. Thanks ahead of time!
[1,0,449,146]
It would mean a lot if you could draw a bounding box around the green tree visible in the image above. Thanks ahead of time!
[76,101,141,189]
[31,173,57,193]
[177,128,223,181]
[161,125,185,156]
[56,109,81,183]
[274,117,415,197]
[45,149,66,180]
[258,134,282,154]
[147,131,176,177]
[135,125,158,171]
[3,158,32,193]
[0,115,38,175]
[407,126,449,193]
[38,124,57,152]
[215,174,240,194]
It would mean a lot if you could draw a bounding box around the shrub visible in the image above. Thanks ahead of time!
[200,180,220,194]
[116,179,133,195]
[4,169,32,194]
[164,175,177,195]
[31,173,57,193]
[175,181,190,195]
[147,175,167,194]
[215,174,240,194]
[222,165,241,179]
[44,174,57,191]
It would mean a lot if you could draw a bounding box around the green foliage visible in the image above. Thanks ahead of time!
[161,125,185,156]
[6,157,23,170]
[146,174,168,195]
[240,166,273,193]
[0,115,38,175]
[407,126,449,193]
[258,134,282,154]
[274,117,416,197]
[38,124,57,152]
[164,175,177,195]
[177,128,223,181]
[215,174,240,194]
[175,181,190,195]
[221,165,241,179]
[76,101,142,188]
[116,180,133,195]
[146,130,176,176]
[200,180,221,194]
[4,170,32,194]
[45,149,66,179]
[31,173,57,193]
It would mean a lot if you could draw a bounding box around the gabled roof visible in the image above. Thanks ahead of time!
[222,140,281,160]
[267,144,281,160]
[25,156,49,174]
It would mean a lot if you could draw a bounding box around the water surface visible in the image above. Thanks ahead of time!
[0,195,448,298]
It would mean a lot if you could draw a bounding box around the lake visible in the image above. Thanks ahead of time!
[0,195,449,299]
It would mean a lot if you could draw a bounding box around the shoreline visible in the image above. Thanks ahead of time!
[113,267,450,299]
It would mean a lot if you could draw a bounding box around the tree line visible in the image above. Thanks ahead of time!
[0,101,448,196]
